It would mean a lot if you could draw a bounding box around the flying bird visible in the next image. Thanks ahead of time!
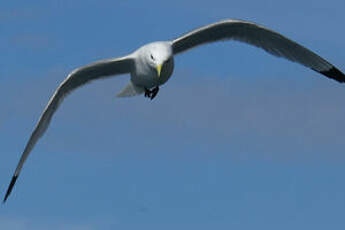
[4,19,345,203]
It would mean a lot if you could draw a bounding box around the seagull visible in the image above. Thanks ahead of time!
[3,19,345,203]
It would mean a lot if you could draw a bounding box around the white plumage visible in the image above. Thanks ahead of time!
[4,19,345,203]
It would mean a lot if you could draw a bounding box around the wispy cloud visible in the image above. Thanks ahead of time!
[0,8,41,22]
[9,35,50,50]
[0,216,113,230]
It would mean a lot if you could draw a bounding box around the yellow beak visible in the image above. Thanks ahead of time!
[156,64,162,78]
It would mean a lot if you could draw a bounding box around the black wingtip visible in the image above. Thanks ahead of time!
[3,175,18,204]
[319,67,345,83]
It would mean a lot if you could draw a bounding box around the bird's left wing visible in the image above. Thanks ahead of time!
[3,55,133,203]
[172,19,345,82]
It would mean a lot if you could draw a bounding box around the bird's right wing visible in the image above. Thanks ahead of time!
[3,55,134,203]
[172,19,345,83]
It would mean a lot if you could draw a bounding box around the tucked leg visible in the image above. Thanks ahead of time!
[150,87,159,100]
[144,87,159,100]
[144,88,151,98]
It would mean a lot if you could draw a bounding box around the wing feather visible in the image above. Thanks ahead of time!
[3,56,133,202]
[172,19,345,82]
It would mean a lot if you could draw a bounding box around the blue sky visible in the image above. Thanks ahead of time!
[1,0,345,229]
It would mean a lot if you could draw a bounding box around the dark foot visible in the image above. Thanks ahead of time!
[150,87,159,100]
[144,87,159,100]
[144,88,151,98]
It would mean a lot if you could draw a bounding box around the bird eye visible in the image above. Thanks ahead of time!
[150,54,155,60]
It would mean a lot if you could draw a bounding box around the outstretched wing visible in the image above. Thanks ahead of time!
[172,19,345,82]
[3,56,134,203]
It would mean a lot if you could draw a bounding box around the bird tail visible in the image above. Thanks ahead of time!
[117,81,144,97]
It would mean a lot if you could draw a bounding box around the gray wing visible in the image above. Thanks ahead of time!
[172,19,345,82]
[3,56,134,203]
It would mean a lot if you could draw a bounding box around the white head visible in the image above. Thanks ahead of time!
[137,41,174,78]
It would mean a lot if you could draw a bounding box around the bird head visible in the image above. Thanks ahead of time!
[146,42,173,78]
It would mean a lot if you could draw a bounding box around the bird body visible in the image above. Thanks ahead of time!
[130,41,174,90]
[4,19,345,203]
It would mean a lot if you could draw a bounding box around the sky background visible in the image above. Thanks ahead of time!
[1,0,345,229]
